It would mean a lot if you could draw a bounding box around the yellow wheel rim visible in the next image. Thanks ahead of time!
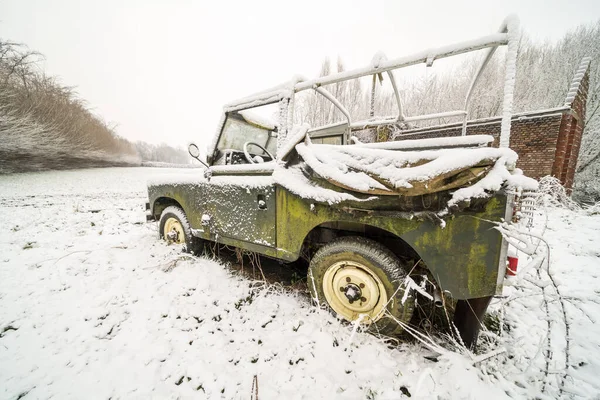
[322,260,388,324]
[164,217,185,244]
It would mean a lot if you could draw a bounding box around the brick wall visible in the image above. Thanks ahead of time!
[556,58,590,189]
[354,58,591,190]
[379,112,564,181]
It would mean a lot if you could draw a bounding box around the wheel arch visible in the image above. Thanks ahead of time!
[295,214,502,300]
[301,220,426,271]
[152,197,184,220]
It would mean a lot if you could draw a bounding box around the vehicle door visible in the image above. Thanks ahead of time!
[202,172,276,248]
[201,106,278,249]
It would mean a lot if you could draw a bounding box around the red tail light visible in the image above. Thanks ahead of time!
[507,256,518,276]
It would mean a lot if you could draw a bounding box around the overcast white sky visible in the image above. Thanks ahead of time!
[1,0,599,149]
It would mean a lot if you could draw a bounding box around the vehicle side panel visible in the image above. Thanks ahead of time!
[149,175,277,250]
[276,188,507,300]
[201,176,276,247]
[148,183,204,227]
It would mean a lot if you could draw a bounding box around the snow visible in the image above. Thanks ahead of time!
[223,91,289,114]
[289,141,537,203]
[564,57,592,106]
[403,110,467,123]
[210,162,275,175]
[351,110,472,129]
[499,14,520,148]
[388,108,569,142]
[273,163,374,205]
[448,164,538,207]
[140,161,197,168]
[293,32,509,92]
[238,110,277,130]
[207,113,227,160]
[295,142,389,193]
[1,168,599,399]
[350,116,397,129]
[224,15,514,135]
[370,51,387,69]
[147,168,274,189]
[223,76,307,113]
[357,134,494,150]
[484,204,600,397]
[277,123,310,162]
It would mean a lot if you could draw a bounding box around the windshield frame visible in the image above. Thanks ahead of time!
[211,111,278,166]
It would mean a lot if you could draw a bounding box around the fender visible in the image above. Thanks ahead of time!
[276,188,507,300]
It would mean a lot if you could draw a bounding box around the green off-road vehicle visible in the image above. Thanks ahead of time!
[146,15,536,347]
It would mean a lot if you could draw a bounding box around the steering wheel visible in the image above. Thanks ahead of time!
[243,141,274,164]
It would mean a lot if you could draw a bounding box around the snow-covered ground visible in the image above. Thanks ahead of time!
[1,168,599,399]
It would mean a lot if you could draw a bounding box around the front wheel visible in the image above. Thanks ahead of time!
[308,236,414,335]
[158,206,202,254]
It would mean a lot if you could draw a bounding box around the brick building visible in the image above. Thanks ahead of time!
[378,57,591,190]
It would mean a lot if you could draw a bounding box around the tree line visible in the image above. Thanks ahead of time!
[0,40,190,173]
[2,21,598,199]
[295,20,600,200]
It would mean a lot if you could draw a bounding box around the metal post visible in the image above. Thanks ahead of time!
[499,15,520,148]
[370,74,377,118]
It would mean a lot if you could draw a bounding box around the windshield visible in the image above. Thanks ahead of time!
[216,113,277,157]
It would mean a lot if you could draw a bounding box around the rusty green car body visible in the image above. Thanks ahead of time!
[146,92,516,349]
[146,19,527,345]
[148,172,510,301]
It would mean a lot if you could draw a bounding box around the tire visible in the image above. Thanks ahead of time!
[158,206,202,255]
[308,236,414,335]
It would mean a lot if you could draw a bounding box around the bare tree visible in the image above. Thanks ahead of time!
[294,20,600,199]
[1,39,191,172]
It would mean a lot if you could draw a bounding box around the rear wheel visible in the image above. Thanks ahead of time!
[158,206,202,254]
[308,236,414,335]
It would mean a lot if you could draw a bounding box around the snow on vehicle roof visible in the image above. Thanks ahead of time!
[296,143,517,191]
[292,33,510,93]
[273,163,376,205]
[357,135,494,151]
[225,15,518,115]
[275,141,538,208]
[151,137,538,213]
[223,75,306,112]
[212,15,521,160]
[295,141,388,193]
[238,109,277,130]
[223,89,288,113]
[278,123,310,161]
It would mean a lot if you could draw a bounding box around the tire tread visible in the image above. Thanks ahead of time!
[309,236,414,335]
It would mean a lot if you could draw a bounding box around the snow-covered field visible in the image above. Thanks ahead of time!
[1,168,599,399]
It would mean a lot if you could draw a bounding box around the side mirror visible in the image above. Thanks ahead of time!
[188,143,209,168]
[188,143,201,158]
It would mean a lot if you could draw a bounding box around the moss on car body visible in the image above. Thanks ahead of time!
[148,174,508,300]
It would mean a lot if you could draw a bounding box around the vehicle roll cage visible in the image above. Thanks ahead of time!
[222,15,520,150]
